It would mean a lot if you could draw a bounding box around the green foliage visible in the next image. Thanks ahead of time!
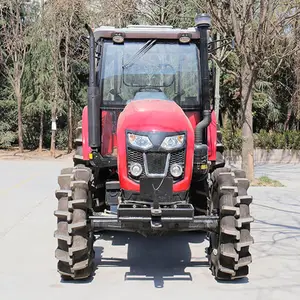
[221,122,243,153]
[0,122,17,148]
[0,0,300,153]
[56,128,68,150]
[0,99,18,148]
[252,176,284,187]
[222,127,300,151]
[254,130,300,150]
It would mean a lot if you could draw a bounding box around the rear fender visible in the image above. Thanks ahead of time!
[81,106,118,160]
[207,110,217,161]
[82,106,91,160]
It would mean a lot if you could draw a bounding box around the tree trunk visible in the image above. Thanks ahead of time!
[50,83,57,157]
[39,111,44,152]
[50,108,56,157]
[67,96,73,153]
[64,28,73,153]
[15,82,23,153]
[241,64,255,181]
[284,108,292,131]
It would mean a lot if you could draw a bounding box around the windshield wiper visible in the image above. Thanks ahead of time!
[122,39,157,69]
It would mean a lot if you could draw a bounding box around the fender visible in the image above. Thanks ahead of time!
[81,106,117,160]
[81,106,90,160]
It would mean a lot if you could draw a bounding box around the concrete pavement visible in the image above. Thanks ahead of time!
[0,160,299,300]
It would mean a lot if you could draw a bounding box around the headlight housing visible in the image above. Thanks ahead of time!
[129,163,143,177]
[161,134,185,150]
[170,163,183,178]
[128,133,153,150]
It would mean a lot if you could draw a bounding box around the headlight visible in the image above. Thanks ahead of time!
[161,134,185,150]
[129,163,143,177]
[128,133,153,150]
[170,164,183,178]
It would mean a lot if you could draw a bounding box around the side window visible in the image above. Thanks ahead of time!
[102,49,115,101]
[96,43,102,87]
[101,43,124,102]
[180,46,199,106]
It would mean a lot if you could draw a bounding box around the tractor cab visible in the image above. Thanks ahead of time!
[84,20,214,163]
[98,28,200,108]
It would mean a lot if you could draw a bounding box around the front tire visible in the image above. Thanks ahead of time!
[208,167,254,280]
[54,165,94,280]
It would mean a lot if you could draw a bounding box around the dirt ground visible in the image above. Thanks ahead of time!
[0,149,74,160]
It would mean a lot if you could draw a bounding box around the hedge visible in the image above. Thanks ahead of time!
[222,129,300,152]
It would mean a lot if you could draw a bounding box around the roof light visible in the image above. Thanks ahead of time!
[195,13,211,28]
[179,34,191,43]
[112,33,125,43]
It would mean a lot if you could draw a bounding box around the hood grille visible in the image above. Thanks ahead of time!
[145,153,167,174]
[127,149,185,181]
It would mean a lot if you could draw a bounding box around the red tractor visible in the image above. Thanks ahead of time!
[54,14,254,281]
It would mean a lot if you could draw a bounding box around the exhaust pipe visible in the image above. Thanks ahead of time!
[85,24,101,150]
[195,14,211,144]
[193,14,212,174]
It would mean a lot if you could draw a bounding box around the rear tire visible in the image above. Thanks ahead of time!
[208,167,254,280]
[54,164,94,280]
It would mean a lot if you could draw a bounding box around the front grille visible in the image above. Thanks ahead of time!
[127,148,186,181]
[146,152,167,174]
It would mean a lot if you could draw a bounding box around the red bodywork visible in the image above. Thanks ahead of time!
[82,106,118,160]
[116,100,195,192]
[81,102,217,191]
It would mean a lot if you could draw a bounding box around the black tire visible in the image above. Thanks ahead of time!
[73,120,85,165]
[54,164,94,280]
[208,167,254,280]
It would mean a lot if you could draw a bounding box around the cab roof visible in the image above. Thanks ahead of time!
[93,25,200,41]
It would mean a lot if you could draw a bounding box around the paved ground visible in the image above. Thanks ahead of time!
[0,160,299,300]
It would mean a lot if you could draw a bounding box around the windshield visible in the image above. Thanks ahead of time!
[99,40,200,108]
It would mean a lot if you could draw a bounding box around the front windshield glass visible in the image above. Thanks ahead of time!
[100,40,200,108]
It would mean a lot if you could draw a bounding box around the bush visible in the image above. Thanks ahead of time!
[221,127,300,151]
[0,122,17,148]
[0,131,17,148]
[56,128,68,150]
[254,130,300,150]
[0,99,18,149]
[221,123,243,153]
